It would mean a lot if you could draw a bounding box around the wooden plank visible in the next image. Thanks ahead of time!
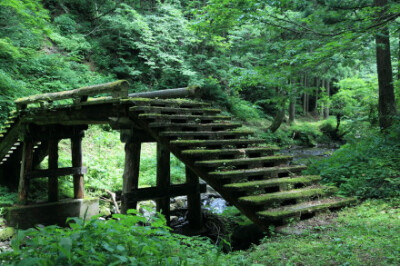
[26,167,87,179]
[72,135,85,199]
[15,80,129,107]
[48,139,59,202]
[121,136,141,214]
[156,144,171,224]
[124,183,207,202]
[18,141,34,204]
[186,166,203,230]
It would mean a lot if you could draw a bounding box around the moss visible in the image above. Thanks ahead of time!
[0,227,15,241]
[197,155,293,165]
[209,165,307,176]
[225,175,321,189]
[258,197,357,219]
[240,186,338,205]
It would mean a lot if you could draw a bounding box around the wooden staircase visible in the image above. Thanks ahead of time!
[0,84,356,231]
[127,98,356,230]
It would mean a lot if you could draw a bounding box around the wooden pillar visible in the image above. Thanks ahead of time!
[48,139,59,202]
[71,135,84,199]
[186,166,203,230]
[121,136,141,214]
[156,144,170,224]
[18,140,34,204]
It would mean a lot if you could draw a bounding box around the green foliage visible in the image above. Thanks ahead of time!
[331,76,378,124]
[307,122,400,199]
[0,186,17,216]
[0,211,247,265]
[245,199,400,265]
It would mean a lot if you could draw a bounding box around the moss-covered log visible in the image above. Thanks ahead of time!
[15,80,129,108]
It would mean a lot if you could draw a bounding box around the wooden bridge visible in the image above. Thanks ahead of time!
[0,80,355,231]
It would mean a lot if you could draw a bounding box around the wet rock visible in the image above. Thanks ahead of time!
[0,227,15,241]
[99,206,112,216]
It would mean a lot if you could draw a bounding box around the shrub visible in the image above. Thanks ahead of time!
[306,122,400,199]
[0,211,247,265]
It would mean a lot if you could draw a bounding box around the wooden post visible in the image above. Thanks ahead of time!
[186,166,203,230]
[156,144,170,224]
[18,140,34,204]
[71,134,84,199]
[48,139,59,202]
[121,136,141,214]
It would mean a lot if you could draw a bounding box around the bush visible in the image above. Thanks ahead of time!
[0,211,247,265]
[306,122,400,199]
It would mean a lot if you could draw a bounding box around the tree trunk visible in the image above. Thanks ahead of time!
[289,78,296,124]
[268,108,285,133]
[324,80,330,119]
[374,0,397,129]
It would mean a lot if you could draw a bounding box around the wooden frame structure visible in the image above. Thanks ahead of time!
[13,82,205,230]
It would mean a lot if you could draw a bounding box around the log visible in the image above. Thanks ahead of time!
[48,139,59,202]
[121,135,141,214]
[72,135,85,199]
[27,167,87,179]
[186,166,203,230]
[18,141,34,204]
[15,80,129,108]
[124,183,207,203]
[128,86,200,99]
[156,144,171,223]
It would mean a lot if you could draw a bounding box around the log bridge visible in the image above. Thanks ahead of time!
[0,80,355,231]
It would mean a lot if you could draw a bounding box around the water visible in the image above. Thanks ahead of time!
[281,144,339,165]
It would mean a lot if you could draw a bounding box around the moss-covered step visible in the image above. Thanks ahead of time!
[181,147,280,159]
[208,165,307,179]
[130,106,221,115]
[138,113,231,122]
[159,130,254,139]
[148,122,242,131]
[239,186,338,206]
[257,197,357,220]
[126,98,210,108]
[170,139,265,148]
[224,175,321,191]
[195,155,292,168]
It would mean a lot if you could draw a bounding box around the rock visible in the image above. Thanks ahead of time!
[0,227,15,241]
[99,206,111,216]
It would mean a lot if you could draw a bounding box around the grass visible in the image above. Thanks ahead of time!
[242,199,400,266]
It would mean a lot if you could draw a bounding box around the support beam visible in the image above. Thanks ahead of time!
[18,141,34,204]
[121,136,141,214]
[186,166,203,230]
[48,139,59,202]
[72,135,84,199]
[156,144,170,224]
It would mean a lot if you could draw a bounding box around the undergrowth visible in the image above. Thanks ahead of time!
[0,210,248,265]
[307,122,400,199]
[245,199,400,266]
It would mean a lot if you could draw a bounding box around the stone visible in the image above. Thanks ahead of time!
[6,198,99,229]
[0,227,15,241]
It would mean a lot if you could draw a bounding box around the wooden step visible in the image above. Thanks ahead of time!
[224,175,321,191]
[239,186,338,206]
[208,165,307,179]
[159,130,254,140]
[171,139,265,148]
[127,99,211,108]
[195,155,292,168]
[138,113,230,122]
[148,122,242,131]
[181,147,279,159]
[258,197,357,220]
[130,106,220,115]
